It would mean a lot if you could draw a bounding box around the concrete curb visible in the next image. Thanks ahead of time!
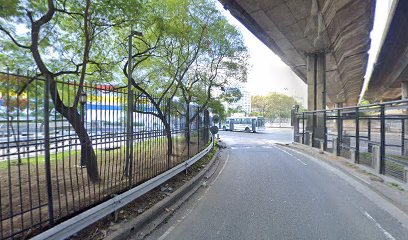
[106,148,221,240]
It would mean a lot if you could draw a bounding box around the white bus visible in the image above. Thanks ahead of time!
[222,117,265,133]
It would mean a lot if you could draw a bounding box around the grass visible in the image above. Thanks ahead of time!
[388,182,405,191]
[0,133,210,239]
[189,143,218,172]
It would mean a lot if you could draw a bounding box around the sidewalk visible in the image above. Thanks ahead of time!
[282,142,408,216]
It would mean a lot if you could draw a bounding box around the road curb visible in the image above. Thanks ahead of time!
[106,147,221,240]
[279,142,408,217]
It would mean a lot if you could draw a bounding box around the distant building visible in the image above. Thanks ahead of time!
[225,86,251,114]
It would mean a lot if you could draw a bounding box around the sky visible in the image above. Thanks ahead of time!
[215,0,393,105]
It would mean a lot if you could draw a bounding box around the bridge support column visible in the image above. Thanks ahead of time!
[306,52,326,147]
[402,82,408,156]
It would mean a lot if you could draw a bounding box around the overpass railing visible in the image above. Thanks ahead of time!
[0,71,211,239]
[293,100,408,183]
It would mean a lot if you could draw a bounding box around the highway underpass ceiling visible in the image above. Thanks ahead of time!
[364,0,408,102]
[219,0,375,106]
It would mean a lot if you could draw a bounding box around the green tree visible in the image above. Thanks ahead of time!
[0,0,144,181]
[252,92,301,124]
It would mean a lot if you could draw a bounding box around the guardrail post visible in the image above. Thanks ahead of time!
[44,73,54,225]
[355,107,360,164]
[380,104,386,174]
[336,109,342,156]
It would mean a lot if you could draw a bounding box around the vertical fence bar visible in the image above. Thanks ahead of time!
[336,109,341,156]
[187,103,190,160]
[323,110,327,151]
[44,76,54,225]
[380,104,385,174]
[312,112,316,147]
[302,112,305,144]
[368,118,371,142]
[197,107,200,153]
[401,119,405,156]
[355,107,360,164]
[167,99,171,169]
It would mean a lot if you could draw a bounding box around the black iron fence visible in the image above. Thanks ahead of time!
[0,71,211,239]
[293,100,408,183]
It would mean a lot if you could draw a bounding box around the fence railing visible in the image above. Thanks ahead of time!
[293,100,408,183]
[0,71,211,239]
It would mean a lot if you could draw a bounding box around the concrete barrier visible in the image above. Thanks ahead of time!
[372,145,381,173]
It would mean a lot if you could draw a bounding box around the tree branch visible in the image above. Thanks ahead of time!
[0,25,31,49]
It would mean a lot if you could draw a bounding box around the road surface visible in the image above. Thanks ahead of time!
[143,128,408,240]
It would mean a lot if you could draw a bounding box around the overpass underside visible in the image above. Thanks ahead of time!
[220,0,375,109]
[364,0,408,103]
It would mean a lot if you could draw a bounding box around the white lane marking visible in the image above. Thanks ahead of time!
[156,152,230,240]
[157,226,176,240]
[274,146,307,165]
[363,211,396,240]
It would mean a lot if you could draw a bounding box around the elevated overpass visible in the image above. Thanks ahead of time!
[219,0,375,109]
[364,0,408,102]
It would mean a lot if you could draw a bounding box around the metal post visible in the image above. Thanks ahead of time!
[401,119,405,156]
[312,111,316,147]
[302,112,305,144]
[368,118,371,141]
[355,107,360,164]
[197,107,200,152]
[80,103,86,166]
[323,110,327,151]
[187,103,190,160]
[167,98,171,169]
[125,31,134,185]
[44,74,54,225]
[380,104,385,174]
[336,109,341,156]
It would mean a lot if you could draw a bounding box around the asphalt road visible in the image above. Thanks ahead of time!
[144,128,408,240]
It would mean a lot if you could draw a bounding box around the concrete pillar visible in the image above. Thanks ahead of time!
[372,145,381,173]
[307,52,326,147]
[332,137,337,154]
[402,82,408,156]
[307,54,317,111]
[402,82,408,99]
[307,53,326,111]
[404,166,408,183]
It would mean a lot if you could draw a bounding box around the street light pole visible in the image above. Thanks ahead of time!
[79,91,87,166]
[125,30,143,182]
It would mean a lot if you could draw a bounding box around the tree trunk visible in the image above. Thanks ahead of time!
[50,79,99,182]
[67,108,99,181]
[163,120,173,167]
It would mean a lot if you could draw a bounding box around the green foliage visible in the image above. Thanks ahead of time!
[251,92,301,120]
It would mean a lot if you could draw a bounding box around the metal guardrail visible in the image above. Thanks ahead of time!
[32,137,213,240]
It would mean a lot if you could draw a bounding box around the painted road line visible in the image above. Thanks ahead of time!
[362,211,396,240]
[274,145,308,166]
